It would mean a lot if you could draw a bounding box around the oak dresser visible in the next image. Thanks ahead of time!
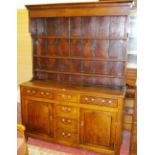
[20,1,133,155]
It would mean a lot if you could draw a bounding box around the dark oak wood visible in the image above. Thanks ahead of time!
[20,80,125,155]
[21,1,133,155]
[21,99,54,137]
[130,86,137,155]
[27,1,132,88]
[26,1,132,17]
[80,109,117,148]
[123,68,137,131]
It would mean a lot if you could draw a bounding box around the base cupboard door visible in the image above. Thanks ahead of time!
[80,108,117,148]
[22,99,53,137]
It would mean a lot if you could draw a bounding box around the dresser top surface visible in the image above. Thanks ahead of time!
[26,0,133,9]
[21,80,125,98]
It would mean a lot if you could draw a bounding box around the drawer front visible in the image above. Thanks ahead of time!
[56,128,77,143]
[55,105,77,118]
[55,93,78,103]
[56,117,77,130]
[80,96,117,107]
[23,87,53,99]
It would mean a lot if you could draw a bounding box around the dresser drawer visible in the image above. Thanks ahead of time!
[56,128,77,143]
[55,105,77,118]
[56,117,77,131]
[55,93,78,103]
[23,87,53,99]
[80,96,117,107]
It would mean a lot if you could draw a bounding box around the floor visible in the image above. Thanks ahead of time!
[27,131,130,155]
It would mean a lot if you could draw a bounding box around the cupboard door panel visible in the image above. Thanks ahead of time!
[23,100,53,137]
[80,109,117,148]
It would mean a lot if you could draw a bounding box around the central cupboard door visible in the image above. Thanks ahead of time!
[80,109,117,148]
[23,99,53,137]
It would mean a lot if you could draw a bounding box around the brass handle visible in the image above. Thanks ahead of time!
[91,98,95,101]
[62,94,71,99]
[32,90,36,94]
[46,92,50,95]
[67,133,71,137]
[108,100,112,104]
[41,91,45,95]
[61,118,71,124]
[85,97,88,101]
[61,107,71,112]
[85,97,95,103]
[27,90,31,93]
[62,132,71,137]
[67,108,71,112]
[62,118,65,122]
[62,132,65,136]
[102,99,106,103]
[67,119,71,123]
[62,107,66,111]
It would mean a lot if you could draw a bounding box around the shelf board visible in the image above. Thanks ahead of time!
[32,35,127,40]
[34,69,124,79]
[33,55,127,62]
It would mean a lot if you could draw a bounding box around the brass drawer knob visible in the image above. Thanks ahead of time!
[102,99,105,103]
[27,90,31,93]
[62,94,71,99]
[62,118,65,122]
[62,107,66,111]
[67,108,71,112]
[61,107,71,112]
[67,119,71,123]
[32,90,36,94]
[62,94,65,98]
[91,98,95,101]
[85,97,88,101]
[61,118,71,124]
[62,132,71,137]
[41,91,45,95]
[108,100,112,104]
[46,92,50,95]
[62,132,65,136]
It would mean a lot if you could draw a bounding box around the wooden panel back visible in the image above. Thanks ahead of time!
[31,16,128,88]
